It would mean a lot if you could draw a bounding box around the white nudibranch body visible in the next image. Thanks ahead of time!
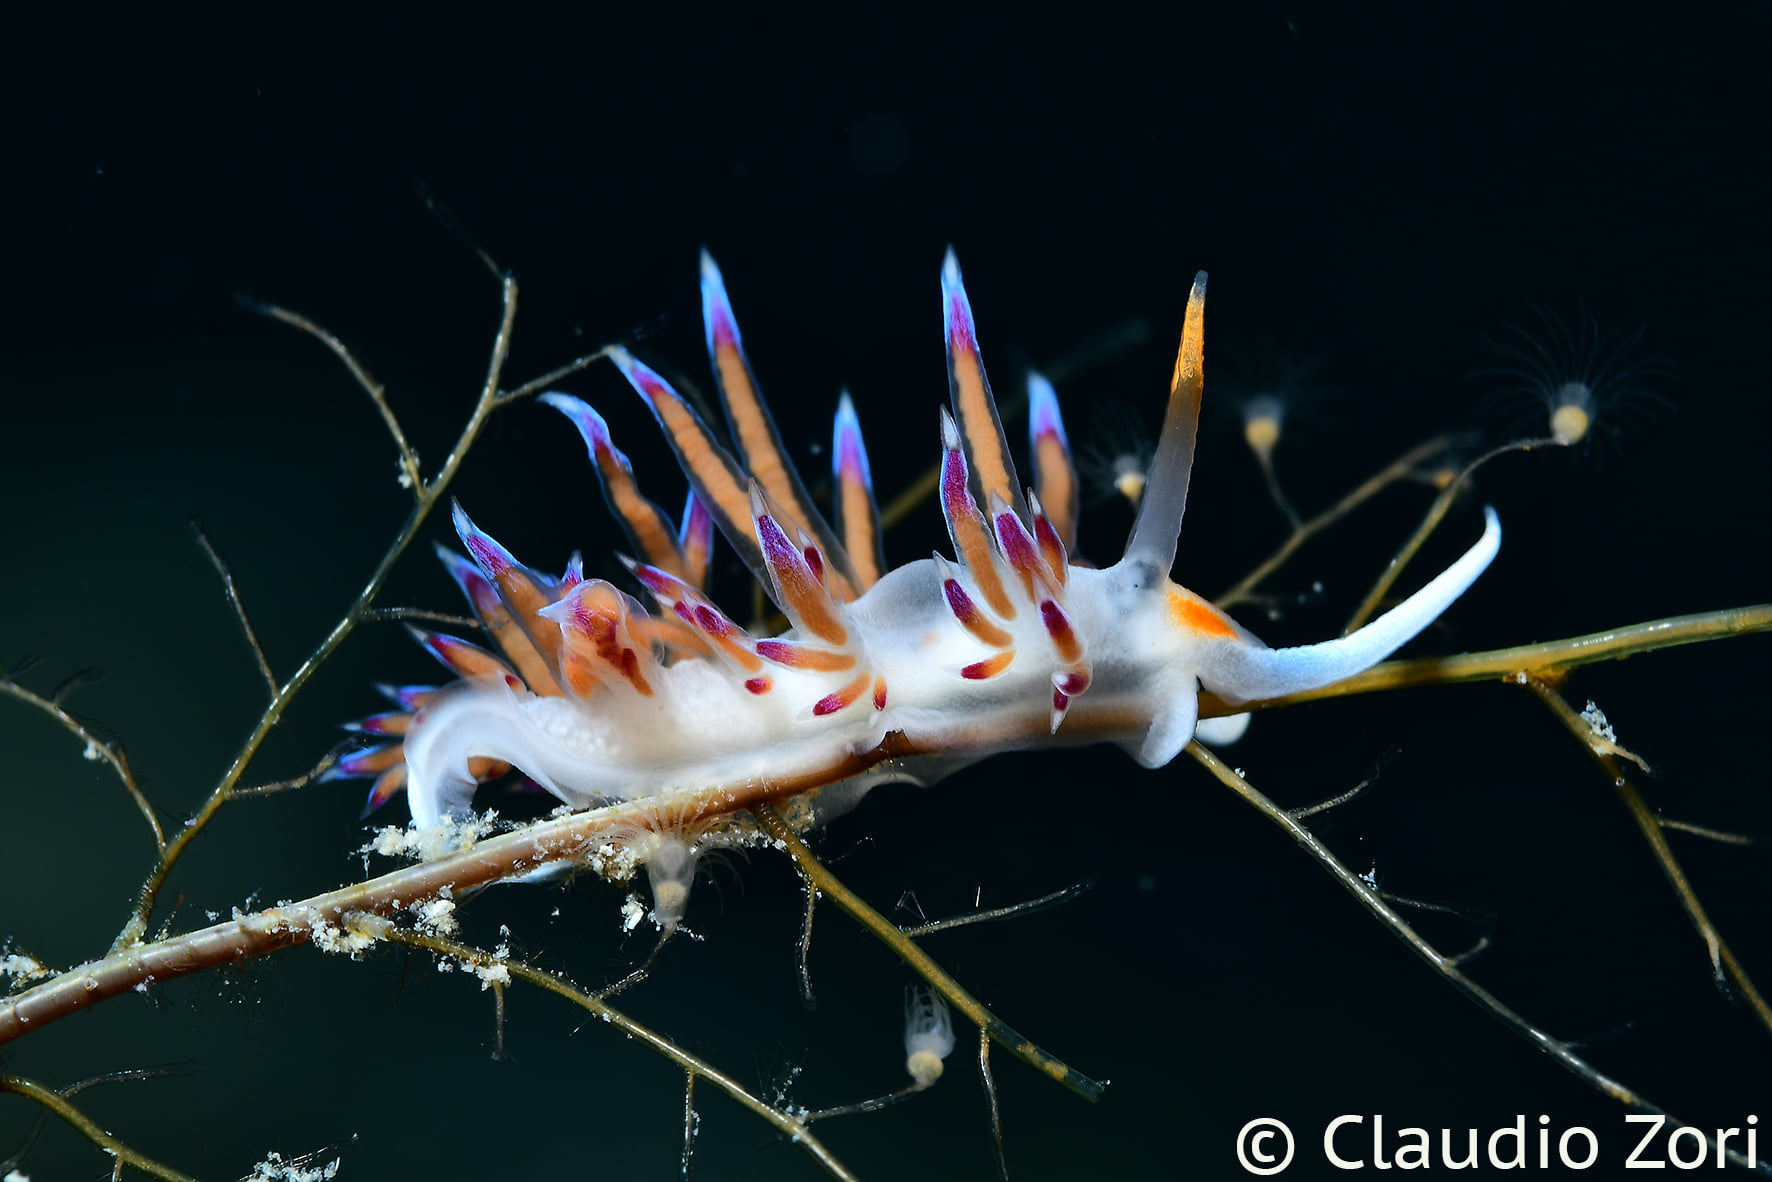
[904,986,956,1088]
[333,252,1501,846]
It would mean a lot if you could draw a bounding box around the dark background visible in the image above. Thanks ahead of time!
[2,7,1768,1179]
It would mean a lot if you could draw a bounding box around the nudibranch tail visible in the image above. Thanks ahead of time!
[1124,270,1207,577]
[1200,506,1503,705]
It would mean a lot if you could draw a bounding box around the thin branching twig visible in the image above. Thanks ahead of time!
[190,525,277,697]
[1658,818,1755,845]
[978,1031,1011,1182]
[1186,741,1768,1175]
[753,805,1108,1103]
[0,1074,198,1182]
[0,675,164,849]
[796,874,820,1008]
[1341,436,1556,634]
[228,751,341,800]
[1207,604,1772,719]
[494,347,617,407]
[1215,434,1454,608]
[353,914,857,1181]
[236,296,425,496]
[896,880,1093,938]
[360,606,483,629]
[109,273,522,954]
[1524,676,1772,1037]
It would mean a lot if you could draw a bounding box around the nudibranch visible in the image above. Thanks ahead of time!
[331,251,1500,832]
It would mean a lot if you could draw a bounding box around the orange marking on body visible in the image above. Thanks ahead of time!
[431,635,519,683]
[941,573,1015,648]
[812,673,873,717]
[643,615,715,661]
[555,583,657,697]
[478,564,574,686]
[648,392,755,528]
[680,503,713,589]
[782,579,848,646]
[1172,283,1206,396]
[593,448,683,577]
[753,640,857,673]
[714,341,805,524]
[617,646,653,697]
[366,764,407,809]
[712,632,764,673]
[951,341,1019,517]
[1034,433,1078,552]
[958,611,1014,650]
[482,612,563,697]
[1166,587,1242,640]
[465,757,509,781]
[837,467,881,589]
[350,744,405,776]
[1039,600,1085,665]
[961,650,1017,680]
[756,506,850,646]
[560,652,600,698]
[953,509,1015,619]
[1032,512,1069,590]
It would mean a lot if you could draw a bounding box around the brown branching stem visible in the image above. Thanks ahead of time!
[1185,742,1768,1175]
[494,348,616,407]
[0,676,164,850]
[978,1030,1010,1182]
[0,1074,197,1182]
[228,751,341,800]
[1208,603,1772,718]
[1,772,868,1041]
[753,805,1108,1103]
[108,273,520,955]
[237,297,425,497]
[1523,676,1772,1037]
[1342,437,1557,635]
[352,915,855,1182]
[6,605,1766,1044]
[1215,434,1453,609]
[361,606,483,629]
[190,526,278,698]
[896,880,1093,938]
